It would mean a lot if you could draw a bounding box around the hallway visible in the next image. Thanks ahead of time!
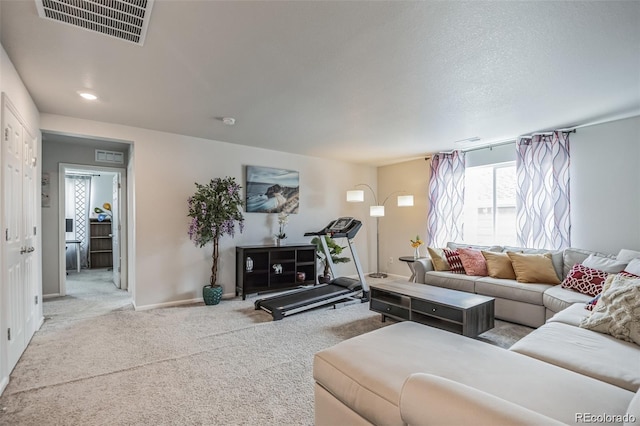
[44,269,132,328]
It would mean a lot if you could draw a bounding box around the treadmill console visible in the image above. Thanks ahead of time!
[328,217,354,233]
[304,217,362,239]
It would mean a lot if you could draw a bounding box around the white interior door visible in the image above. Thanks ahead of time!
[22,131,37,338]
[3,103,25,372]
[111,174,120,288]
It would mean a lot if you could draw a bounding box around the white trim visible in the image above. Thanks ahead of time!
[0,376,8,396]
[42,293,61,299]
[58,163,127,296]
[133,298,203,311]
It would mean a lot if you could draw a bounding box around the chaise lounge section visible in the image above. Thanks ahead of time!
[314,304,640,425]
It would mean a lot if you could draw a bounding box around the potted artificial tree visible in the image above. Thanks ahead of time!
[311,235,351,283]
[187,177,244,305]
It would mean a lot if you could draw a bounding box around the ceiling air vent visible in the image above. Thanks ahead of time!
[35,0,154,46]
[95,149,124,164]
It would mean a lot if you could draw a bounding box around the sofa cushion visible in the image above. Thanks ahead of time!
[580,274,640,346]
[443,249,465,274]
[582,254,628,273]
[475,277,552,305]
[313,322,633,426]
[506,252,561,284]
[625,258,640,276]
[510,321,640,392]
[560,263,609,297]
[546,302,591,327]
[618,248,640,263]
[543,285,592,314]
[563,247,616,280]
[481,251,517,279]
[427,247,450,271]
[424,271,477,293]
[457,248,488,276]
[446,242,502,252]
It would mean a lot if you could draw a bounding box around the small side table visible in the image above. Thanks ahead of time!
[398,256,427,283]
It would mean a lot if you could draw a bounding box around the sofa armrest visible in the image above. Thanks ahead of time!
[413,258,433,284]
[399,373,564,426]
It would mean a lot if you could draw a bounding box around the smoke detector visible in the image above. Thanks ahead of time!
[222,117,236,126]
[35,0,155,46]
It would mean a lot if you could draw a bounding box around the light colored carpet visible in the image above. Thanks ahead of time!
[0,275,532,425]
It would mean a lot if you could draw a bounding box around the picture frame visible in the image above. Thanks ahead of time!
[245,166,299,213]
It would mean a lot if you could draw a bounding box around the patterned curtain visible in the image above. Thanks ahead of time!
[65,175,92,269]
[427,151,466,247]
[515,131,571,250]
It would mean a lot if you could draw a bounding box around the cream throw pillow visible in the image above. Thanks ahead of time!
[580,274,640,345]
[428,247,450,271]
[506,252,561,284]
[481,251,517,280]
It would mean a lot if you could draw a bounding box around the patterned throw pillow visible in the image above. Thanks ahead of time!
[580,274,640,345]
[585,294,601,311]
[561,263,609,297]
[457,248,488,276]
[443,249,465,274]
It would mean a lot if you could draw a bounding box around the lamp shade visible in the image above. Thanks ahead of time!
[346,190,365,202]
[370,205,385,217]
[397,195,414,207]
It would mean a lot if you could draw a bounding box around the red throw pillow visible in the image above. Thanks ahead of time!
[561,263,609,297]
[620,271,640,278]
[443,249,465,274]
[457,248,489,276]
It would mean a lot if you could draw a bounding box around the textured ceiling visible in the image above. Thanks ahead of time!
[2,1,639,165]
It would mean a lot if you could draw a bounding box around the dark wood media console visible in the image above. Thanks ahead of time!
[236,244,317,300]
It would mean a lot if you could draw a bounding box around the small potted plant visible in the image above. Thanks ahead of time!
[188,177,244,305]
[311,235,351,283]
[274,212,289,246]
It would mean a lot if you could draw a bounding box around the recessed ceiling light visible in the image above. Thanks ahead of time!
[78,92,98,101]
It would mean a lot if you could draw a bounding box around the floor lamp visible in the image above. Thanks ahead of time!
[347,184,414,278]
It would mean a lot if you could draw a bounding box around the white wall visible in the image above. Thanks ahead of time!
[0,43,42,394]
[570,116,640,253]
[89,173,115,219]
[40,114,377,309]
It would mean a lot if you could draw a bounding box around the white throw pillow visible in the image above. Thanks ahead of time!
[624,258,640,276]
[617,249,640,263]
[580,274,640,345]
[582,254,627,273]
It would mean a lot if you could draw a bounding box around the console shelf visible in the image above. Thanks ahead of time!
[236,244,317,300]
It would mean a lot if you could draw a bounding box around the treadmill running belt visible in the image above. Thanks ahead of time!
[260,284,356,312]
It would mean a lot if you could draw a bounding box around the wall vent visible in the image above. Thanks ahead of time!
[35,0,154,46]
[95,150,124,164]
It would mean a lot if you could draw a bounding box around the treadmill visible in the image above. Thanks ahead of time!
[255,217,369,320]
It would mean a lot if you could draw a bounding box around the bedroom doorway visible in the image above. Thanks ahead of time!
[58,163,128,297]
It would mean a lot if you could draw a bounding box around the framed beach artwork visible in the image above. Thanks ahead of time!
[245,166,299,213]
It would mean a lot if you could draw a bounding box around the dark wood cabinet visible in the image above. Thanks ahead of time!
[236,244,317,300]
[89,219,113,269]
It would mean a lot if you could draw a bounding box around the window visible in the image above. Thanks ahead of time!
[463,161,517,246]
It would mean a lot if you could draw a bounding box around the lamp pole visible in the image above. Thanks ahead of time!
[349,184,411,279]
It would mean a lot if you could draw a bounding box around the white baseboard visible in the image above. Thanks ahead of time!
[42,293,61,299]
[0,376,8,396]
[133,297,203,311]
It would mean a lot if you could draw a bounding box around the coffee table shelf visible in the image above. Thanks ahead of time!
[369,281,494,337]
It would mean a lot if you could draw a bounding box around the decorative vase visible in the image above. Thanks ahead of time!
[202,284,223,305]
[414,246,421,259]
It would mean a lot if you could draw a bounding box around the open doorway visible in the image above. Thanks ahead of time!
[58,163,128,297]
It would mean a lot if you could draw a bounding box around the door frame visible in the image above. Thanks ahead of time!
[58,163,128,296]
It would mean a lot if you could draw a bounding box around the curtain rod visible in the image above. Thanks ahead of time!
[425,128,576,159]
[66,173,100,177]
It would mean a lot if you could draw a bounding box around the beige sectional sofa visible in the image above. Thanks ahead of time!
[412,243,619,327]
[314,303,640,425]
